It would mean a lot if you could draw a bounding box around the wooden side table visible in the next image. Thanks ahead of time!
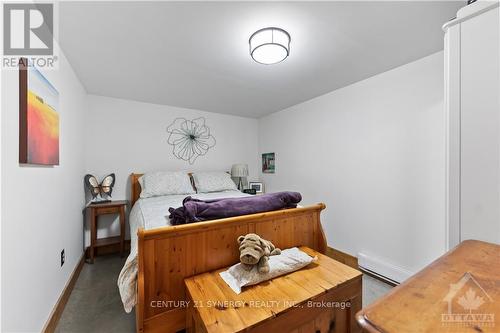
[86,200,128,264]
[185,246,362,333]
[356,240,500,332]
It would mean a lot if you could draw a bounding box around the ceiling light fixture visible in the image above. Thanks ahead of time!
[249,27,291,65]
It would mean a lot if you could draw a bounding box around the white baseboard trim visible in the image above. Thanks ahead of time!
[358,252,414,284]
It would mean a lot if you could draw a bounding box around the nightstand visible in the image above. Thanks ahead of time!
[86,200,128,264]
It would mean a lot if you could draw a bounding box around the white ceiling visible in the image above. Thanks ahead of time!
[59,1,463,118]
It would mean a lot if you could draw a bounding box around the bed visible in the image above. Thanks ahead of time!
[120,173,327,333]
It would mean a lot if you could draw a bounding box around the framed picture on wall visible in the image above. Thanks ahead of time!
[262,152,275,173]
[249,182,264,194]
[19,58,60,165]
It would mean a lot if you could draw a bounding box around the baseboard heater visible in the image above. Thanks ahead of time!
[357,252,414,285]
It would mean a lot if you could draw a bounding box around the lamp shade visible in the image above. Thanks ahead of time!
[231,164,248,178]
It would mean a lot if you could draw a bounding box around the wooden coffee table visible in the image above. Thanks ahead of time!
[356,240,500,332]
[185,246,362,333]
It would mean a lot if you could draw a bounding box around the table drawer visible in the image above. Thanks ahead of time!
[95,206,120,215]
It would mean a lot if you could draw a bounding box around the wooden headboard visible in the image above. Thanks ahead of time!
[130,173,144,207]
[130,172,195,208]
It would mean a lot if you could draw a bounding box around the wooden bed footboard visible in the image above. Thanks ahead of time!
[135,203,327,333]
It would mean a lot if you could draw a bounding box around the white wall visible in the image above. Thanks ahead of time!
[259,52,446,278]
[1,53,87,330]
[84,95,259,243]
[0,46,445,329]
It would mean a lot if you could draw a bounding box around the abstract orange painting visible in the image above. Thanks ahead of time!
[19,59,59,165]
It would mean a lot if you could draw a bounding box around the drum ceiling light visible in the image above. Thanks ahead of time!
[249,27,291,65]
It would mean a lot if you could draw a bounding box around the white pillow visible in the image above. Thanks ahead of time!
[138,175,145,190]
[192,172,237,193]
[139,171,195,198]
[219,247,316,294]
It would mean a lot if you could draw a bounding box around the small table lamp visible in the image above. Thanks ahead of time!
[231,164,248,190]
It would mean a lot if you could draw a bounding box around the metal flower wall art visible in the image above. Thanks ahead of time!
[166,117,216,164]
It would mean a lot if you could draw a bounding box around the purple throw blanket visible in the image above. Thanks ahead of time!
[168,191,302,225]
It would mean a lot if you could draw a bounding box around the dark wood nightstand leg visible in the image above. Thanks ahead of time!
[90,208,96,264]
[119,206,125,257]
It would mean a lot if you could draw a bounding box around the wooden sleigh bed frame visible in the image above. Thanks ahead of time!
[130,173,328,333]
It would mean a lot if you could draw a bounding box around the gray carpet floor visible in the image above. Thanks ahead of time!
[55,254,135,333]
[55,254,392,333]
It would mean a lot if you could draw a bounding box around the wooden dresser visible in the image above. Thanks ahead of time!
[356,240,500,333]
[185,246,362,333]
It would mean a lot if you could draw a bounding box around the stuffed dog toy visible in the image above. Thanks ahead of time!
[237,233,281,273]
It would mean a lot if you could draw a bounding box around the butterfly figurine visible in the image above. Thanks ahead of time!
[84,173,116,202]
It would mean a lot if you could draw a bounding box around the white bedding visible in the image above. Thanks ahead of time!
[117,190,250,312]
